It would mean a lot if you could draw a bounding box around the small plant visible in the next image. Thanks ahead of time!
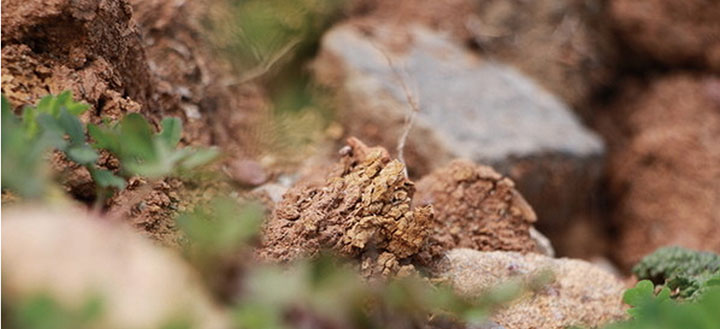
[11,293,104,329]
[602,279,720,329]
[632,246,720,300]
[1,92,218,200]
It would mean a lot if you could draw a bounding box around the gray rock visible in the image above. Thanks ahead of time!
[313,23,604,240]
[441,249,627,329]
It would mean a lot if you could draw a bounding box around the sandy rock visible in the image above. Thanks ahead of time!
[610,0,720,71]
[442,249,627,329]
[313,23,604,244]
[256,138,433,277]
[601,75,720,268]
[412,160,540,267]
[2,206,228,329]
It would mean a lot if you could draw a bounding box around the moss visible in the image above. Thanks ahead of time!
[632,246,720,299]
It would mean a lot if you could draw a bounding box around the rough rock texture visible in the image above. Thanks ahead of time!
[349,0,616,114]
[2,206,228,329]
[412,160,539,267]
[256,138,433,277]
[442,249,627,329]
[601,75,720,268]
[313,23,605,247]
[610,0,720,71]
[1,0,152,118]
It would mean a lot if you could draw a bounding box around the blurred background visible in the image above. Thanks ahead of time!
[2,0,719,328]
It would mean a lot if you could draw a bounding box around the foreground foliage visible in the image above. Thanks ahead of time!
[1,92,218,200]
[601,247,720,329]
[632,246,720,300]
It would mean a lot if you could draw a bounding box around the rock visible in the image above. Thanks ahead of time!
[348,0,616,114]
[255,138,433,277]
[610,0,720,71]
[226,159,268,186]
[313,23,604,246]
[412,160,540,267]
[601,75,720,268]
[2,206,228,329]
[442,249,627,329]
[1,0,153,115]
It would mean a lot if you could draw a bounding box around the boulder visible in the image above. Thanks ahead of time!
[348,0,616,113]
[313,23,604,246]
[601,75,720,268]
[442,249,627,329]
[2,206,228,329]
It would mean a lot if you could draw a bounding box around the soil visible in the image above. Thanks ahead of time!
[412,160,538,267]
[1,0,270,245]
[598,74,720,269]
[610,0,720,71]
[256,138,433,277]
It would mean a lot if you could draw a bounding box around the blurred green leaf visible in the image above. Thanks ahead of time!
[177,198,264,256]
[160,117,183,149]
[90,169,127,190]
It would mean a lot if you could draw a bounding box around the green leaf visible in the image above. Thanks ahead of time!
[90,169,126,189]
[35,94,55,115]
[624,280,655,307]
[179,147,220,170]
[67,146,98,165]
[22,106,39,138]
[88,123,120,153]
[57,108,86,146]
[159,117,183,149]
[119,113,156,160]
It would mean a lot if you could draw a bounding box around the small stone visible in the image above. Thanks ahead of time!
[442,249,627,329]
[226,158,268,187]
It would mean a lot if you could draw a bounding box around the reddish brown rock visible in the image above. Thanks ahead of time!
[610,0,720,71]
[603,75,720,268]
[256,138,433,277]
[412,160,539,267]
[1,0,153,117]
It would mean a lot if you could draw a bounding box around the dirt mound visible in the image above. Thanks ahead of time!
[256,138,433,277]
[602,75,720,268]
[412,160,539,266]
[610,0,720,71]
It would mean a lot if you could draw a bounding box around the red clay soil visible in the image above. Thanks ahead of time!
[601,75,720,268]
[610,0,720,71]
[256,138,433,277]
[0,0,269,245]
[412,160,538,267]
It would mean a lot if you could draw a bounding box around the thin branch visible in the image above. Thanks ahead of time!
[369,41,420,178]
[227,37,302,86]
